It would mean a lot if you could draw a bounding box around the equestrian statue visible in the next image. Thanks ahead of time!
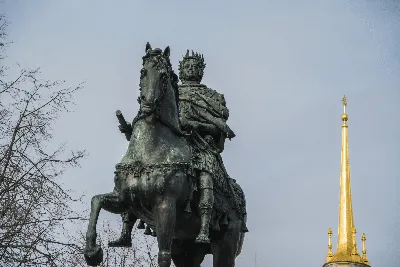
[84,43,248,267]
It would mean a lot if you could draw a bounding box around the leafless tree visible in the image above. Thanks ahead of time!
[0,12,9,79]
[0,12,87,266]
[66,220,161,267]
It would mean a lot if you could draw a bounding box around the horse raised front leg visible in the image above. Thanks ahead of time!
[84,192,126,266]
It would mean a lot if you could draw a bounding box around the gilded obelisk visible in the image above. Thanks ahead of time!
[323,96,370,267]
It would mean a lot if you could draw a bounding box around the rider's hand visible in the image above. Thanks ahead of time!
[118,125,125,133]
[119,123,132,134]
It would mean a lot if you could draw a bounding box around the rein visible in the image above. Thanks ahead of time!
[133,71,188,137]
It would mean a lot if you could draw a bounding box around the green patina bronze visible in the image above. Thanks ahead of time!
[84,43,247,267]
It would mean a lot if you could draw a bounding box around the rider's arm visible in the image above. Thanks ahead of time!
[195,121,220,137]
[180,117,220,137]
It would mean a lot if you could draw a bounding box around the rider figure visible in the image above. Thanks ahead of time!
[177,50,235,243]
[109,50,245,247]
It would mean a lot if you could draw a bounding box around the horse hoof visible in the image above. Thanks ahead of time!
[84,245,103,266]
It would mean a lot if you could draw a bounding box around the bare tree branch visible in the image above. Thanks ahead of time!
[0,11,87,266]
[65,220,163,267]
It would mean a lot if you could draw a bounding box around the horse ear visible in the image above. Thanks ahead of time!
[146,42,152,52]
[163,46,170,57]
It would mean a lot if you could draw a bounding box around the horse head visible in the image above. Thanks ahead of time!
[138,43,179,126]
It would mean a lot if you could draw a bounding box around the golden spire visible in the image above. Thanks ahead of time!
[324,96,370,266]
[336,95,356,257]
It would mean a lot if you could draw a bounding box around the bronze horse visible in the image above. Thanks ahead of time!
[84,43,246,267]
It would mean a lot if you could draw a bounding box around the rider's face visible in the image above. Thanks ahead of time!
[183,59,199,81]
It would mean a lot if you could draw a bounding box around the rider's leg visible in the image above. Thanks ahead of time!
[108,212,136,247]
[195,171,214,243]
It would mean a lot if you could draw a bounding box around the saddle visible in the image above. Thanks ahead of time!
[184,132,246,230]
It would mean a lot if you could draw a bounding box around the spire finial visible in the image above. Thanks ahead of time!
[341,95,348,123]
[326,228,334,262]
[342,95,347,111]
[361,233,370,264]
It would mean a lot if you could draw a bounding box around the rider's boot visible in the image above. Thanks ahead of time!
[108,212,135,247]
[195,173,214,244]
[195,207,213,243]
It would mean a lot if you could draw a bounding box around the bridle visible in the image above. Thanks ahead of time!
[132,62,187,137]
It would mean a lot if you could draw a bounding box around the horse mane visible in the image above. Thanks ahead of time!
[161,55,180,114]
[168,63,180,114]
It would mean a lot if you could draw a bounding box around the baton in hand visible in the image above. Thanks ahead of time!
[116,110,131,141]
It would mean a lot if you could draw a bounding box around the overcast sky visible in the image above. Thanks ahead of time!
[2,0,399,266]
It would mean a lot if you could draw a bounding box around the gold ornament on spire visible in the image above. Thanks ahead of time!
[361,233,370,264]
[342,95,347,111]
[341,95,348,123]
[326,228,334,261]
[323,97,371,266]
[351,227,360,257]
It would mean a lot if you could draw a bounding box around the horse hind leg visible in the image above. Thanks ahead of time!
[171,240,208,267]
[84,191,127,266]
[108,211,137,247]
[172,251,206,267]
[211,220,242,267]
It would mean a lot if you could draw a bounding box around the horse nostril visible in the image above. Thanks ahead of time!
[141,95,146,101]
